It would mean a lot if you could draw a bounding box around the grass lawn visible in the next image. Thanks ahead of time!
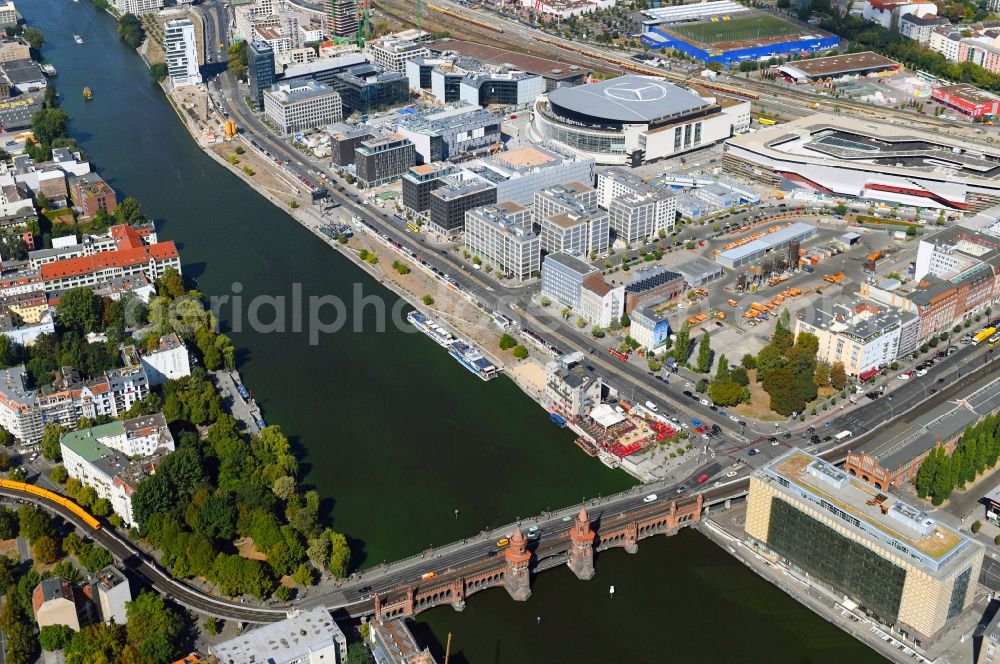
[672,15,800,46]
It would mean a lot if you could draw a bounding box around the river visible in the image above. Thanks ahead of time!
[22,2,884,660]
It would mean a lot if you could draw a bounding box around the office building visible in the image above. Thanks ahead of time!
[794,298,918,377]
[424,39,588,90]
[248,40,277,108]
[459,69,546,108]
[540,252,598,310]
[280,53,367,88]
[327,0,358,38]
[335,63,409,113]
[596,168,676,234]
[608,192,667,244]
[535,183,609,257]
[0,38,29,63]
[165,19,202,87]
[463,202,540,282]
[977,604,1000,664]
[366,36,430,73]
[631,299,672,350]
[263,81,343,134]
[69,172,117,219]
[746,450,984,647]
[111,0,163,15]
[394,105,500,164]
[328,123,374,167]
[455,144,595,207]
[579,273,624,327]
[354,133,416,187]
[402,162,455,220]
[427,174,497,236]
[211,608,348,664]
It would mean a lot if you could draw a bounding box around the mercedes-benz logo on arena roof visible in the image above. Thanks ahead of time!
[547,75,711,124]
[603,81,669,103]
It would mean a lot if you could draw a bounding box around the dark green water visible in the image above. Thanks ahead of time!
[21,3,883,660]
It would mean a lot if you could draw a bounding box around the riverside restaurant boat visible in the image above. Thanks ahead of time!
[407,310,455,348]
[449,339,499,382]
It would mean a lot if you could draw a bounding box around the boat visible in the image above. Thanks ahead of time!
[407,311,455,348]
[73,35,83,44]
[448,339,499,381]
[40,64,57,76]
[598,451,620,469]
[549,412,568,427]
[82,87,92,100]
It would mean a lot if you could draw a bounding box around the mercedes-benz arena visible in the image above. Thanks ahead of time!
[528,75,750,166]
[724,114,1000,211]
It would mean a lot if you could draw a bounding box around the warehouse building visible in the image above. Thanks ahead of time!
[746,450,983,648]
[776,51,899,83]
[931,83,1000,118]
[715,222,816,269]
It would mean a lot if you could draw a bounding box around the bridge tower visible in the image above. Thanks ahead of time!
[567,508,595,580]
[503,527,532,601]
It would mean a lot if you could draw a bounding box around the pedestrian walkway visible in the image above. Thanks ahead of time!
[212,370,263,435]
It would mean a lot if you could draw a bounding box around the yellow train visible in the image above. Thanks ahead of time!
[0,479,101,530]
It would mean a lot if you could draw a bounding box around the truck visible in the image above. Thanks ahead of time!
[974,327,997,344]
[835,430,853,441]
[823,272,846,283]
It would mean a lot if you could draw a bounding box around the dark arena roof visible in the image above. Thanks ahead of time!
[547,75,712,126]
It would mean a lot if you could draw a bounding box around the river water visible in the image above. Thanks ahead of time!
[22,2,884,660]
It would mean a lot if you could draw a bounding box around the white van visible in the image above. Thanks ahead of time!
[645,400,658,412]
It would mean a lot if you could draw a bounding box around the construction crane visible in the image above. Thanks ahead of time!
[356,0,371,48]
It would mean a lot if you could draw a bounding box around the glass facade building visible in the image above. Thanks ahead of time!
[248,41,276,109]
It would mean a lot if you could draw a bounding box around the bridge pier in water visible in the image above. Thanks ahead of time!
[503,527,532,601]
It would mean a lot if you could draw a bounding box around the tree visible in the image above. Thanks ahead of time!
[498,333,516,351]
[18,504,53,543]
[696,333,712,373]
[126,590,183,663]
[328,530,350,579]
[115,197,144,226]
[973,520,983,534]
[0,507,16,540]
[906,224,918,237]
[619,312,630,328]
[39,624,74,651]
[915,448,937,499]
[741,354,757,370]
[347,642,374,664]
[830,362,847,391]
[56,288,100,333]
[149,62,168,81]
[195,493,237,542]
[117,14,145,49]
[33,535,60,564]
[292,563,314,587]
[672,321,692,364]
[512,345,528,360]
[50,465,68,484]
[64,622,128,663]
[814,362,831,388]
[22,27,44,51]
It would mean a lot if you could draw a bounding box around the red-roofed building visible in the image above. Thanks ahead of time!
[40,239,180,291]
[862,0,936,29]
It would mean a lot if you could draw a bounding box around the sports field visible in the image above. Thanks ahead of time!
[670,15,801,46]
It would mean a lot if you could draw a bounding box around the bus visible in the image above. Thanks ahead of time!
[835,430,853,441]
[974,327,997,344]
[757,116,778,126]
[609,348,629,362]
[990,334,1000,348]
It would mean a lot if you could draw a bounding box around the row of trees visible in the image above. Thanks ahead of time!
[915,413,1000,505]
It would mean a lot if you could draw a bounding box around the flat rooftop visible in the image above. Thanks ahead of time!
[548,75,711,124]
[780,51,897,77]
[762,450,972,571]
[494,146,559,169]
[211,608,342,664]
[935,82,1000,105]
[425,39,586,80]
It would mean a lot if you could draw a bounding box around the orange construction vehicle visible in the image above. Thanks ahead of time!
[823,272,845,283]
[727,298,738,307]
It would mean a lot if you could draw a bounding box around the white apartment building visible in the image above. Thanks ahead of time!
[0,1,17,28]
[91,567,131,626]
[898,13,949,44]
[111,0,163,15]
[165,19,202,87]
[861,0,936,29]
[579,273,625,328]
[794,299,917,376]
[139,333,191,385]
[212,608,347,664]
[366,37,430,73]
[263,81,343,134]
[60,417,174,526]
[463,203,540,282]
[929,26,963,60]
[0,365,43,445]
